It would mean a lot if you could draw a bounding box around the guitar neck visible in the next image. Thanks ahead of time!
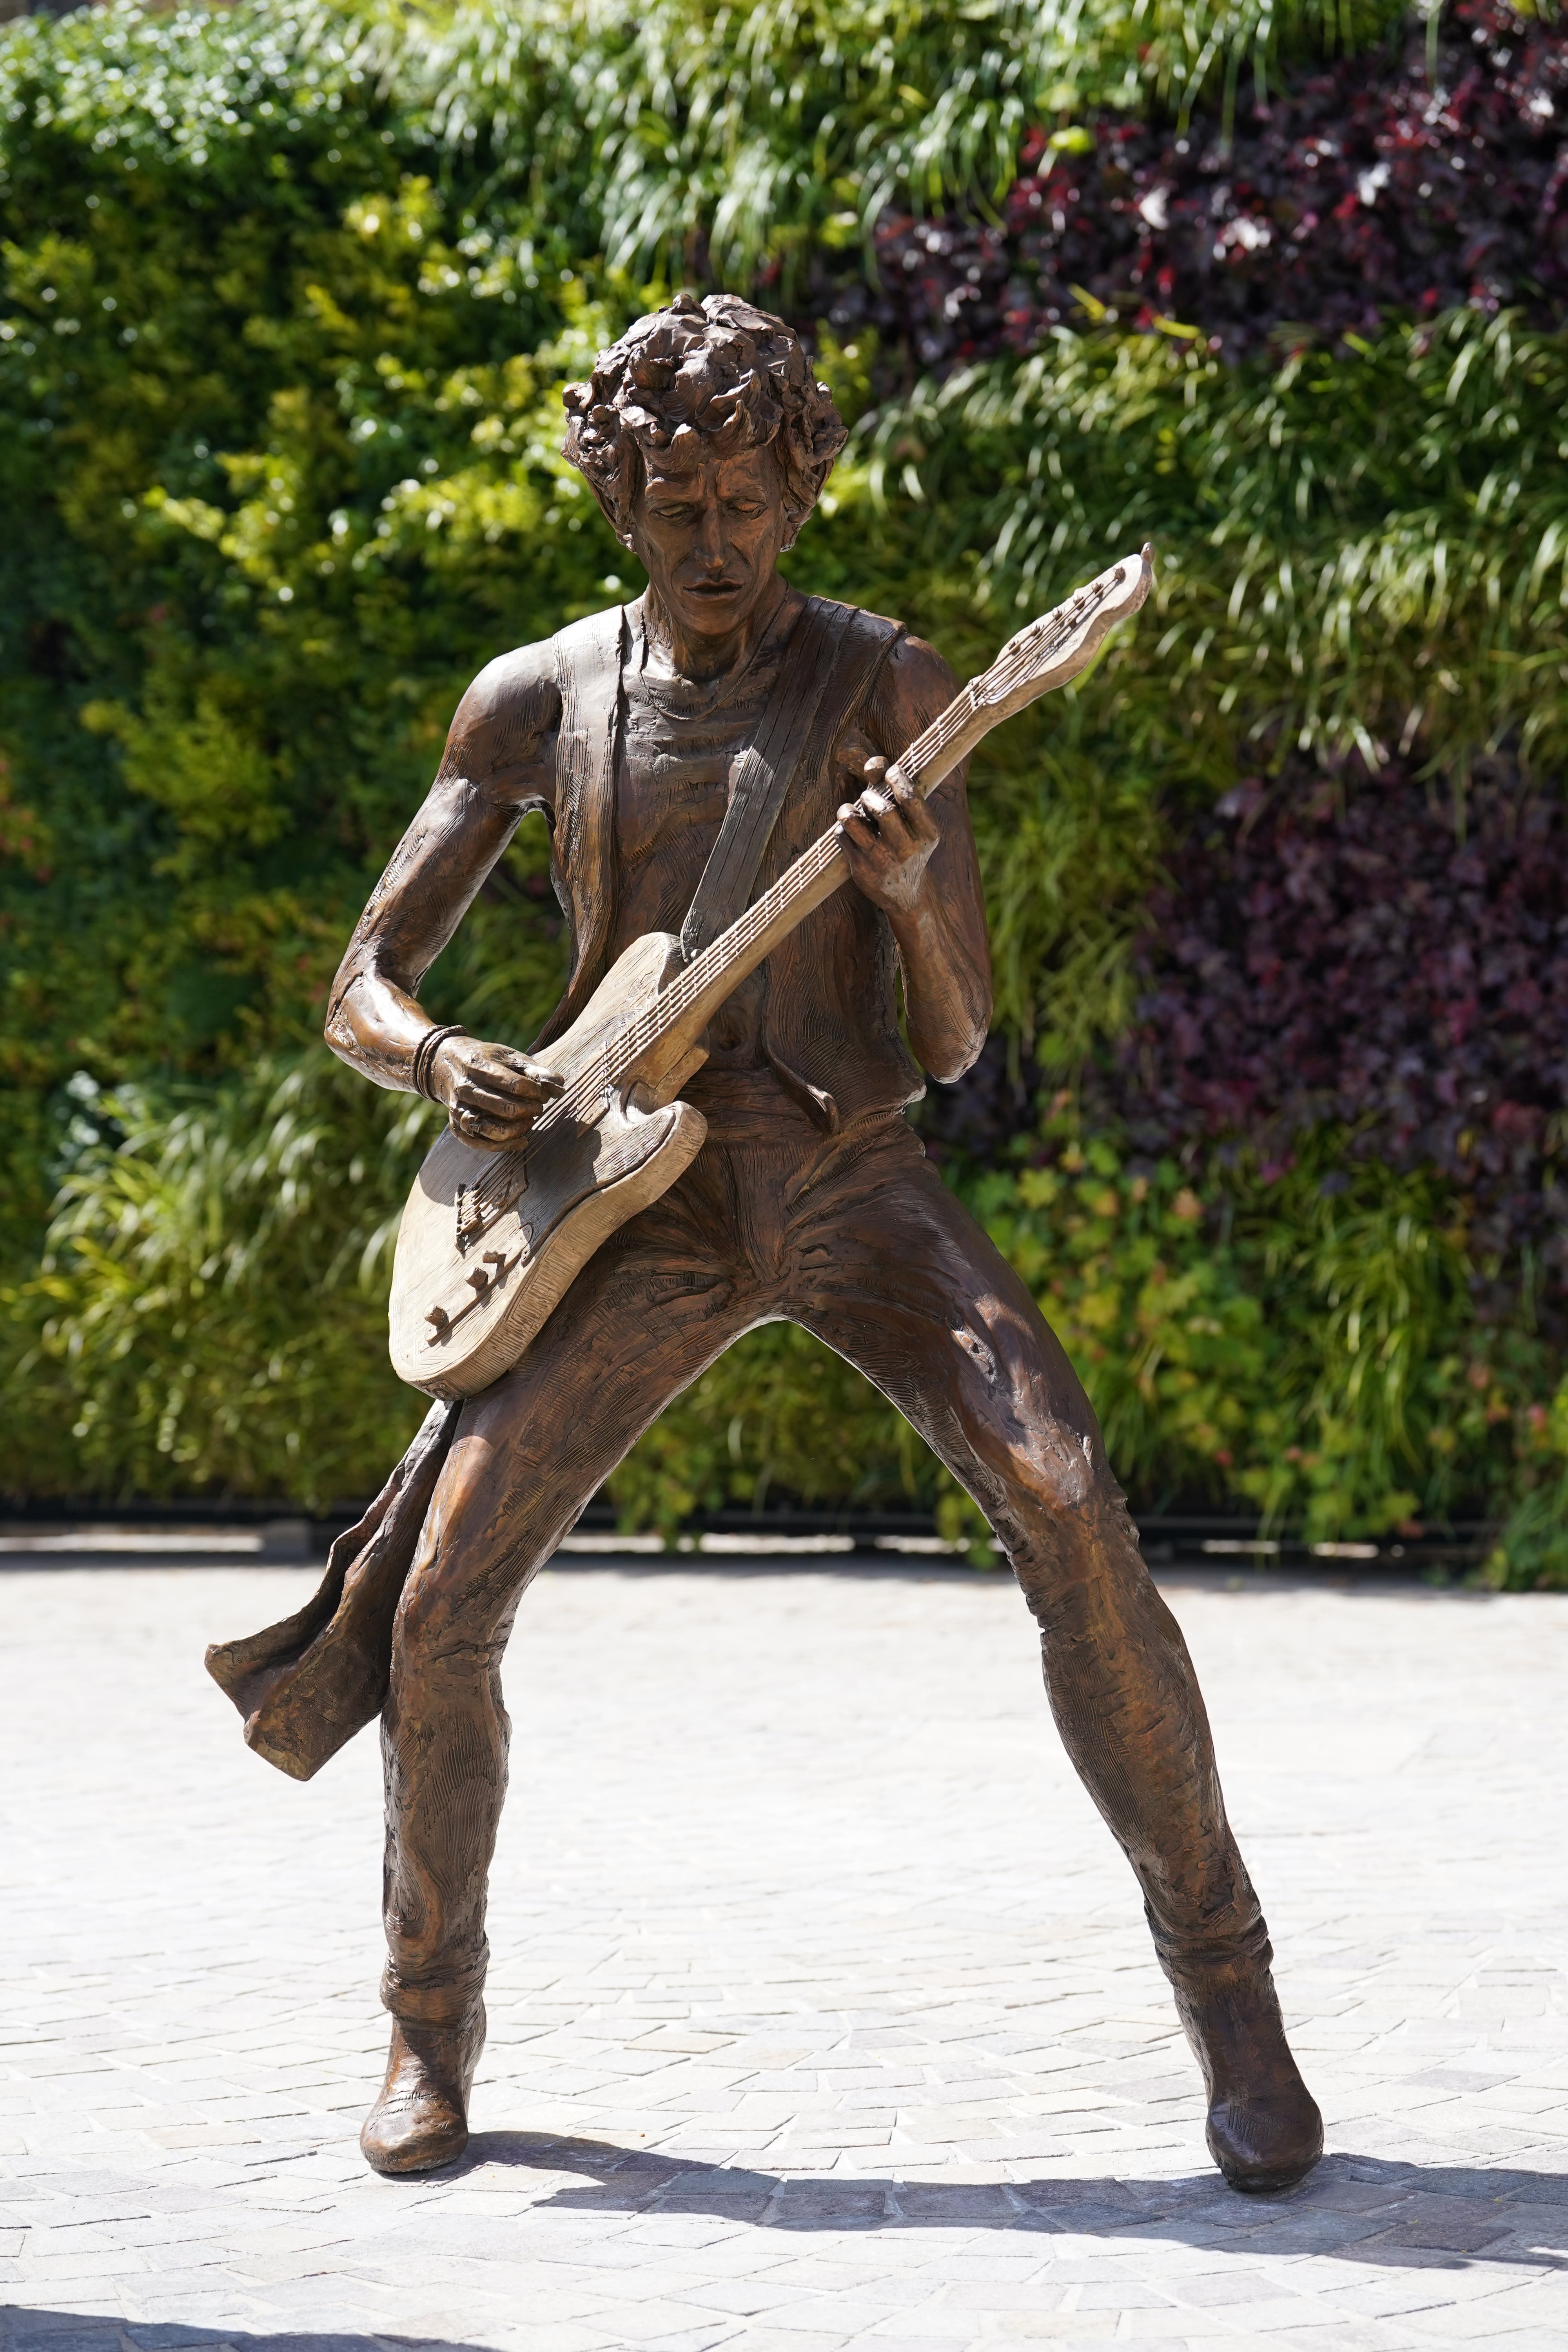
[651,688,971,1052]
[457,552,1149,1241]
[457,548,1150,1234]
[619,549,1151,1076]
[642,829,854,1062]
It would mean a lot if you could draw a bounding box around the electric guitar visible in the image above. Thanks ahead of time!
[387,546,1154,1397]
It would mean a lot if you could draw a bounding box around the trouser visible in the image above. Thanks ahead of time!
[378,1092,1270,2028]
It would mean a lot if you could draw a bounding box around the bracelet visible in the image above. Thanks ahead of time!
[410,1023,467,1101]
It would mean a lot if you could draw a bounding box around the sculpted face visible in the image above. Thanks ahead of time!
[627,443,789,646]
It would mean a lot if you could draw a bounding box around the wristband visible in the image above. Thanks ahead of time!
[411,1024,467,1101]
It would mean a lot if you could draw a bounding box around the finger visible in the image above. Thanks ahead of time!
[864,795,921,850]
[893,791,940,843]
[837,802,882,845]
[453,1078,541,1125]
[879,769,937,834]
[836,729,878,781]
[455,1091,546,1136]
[466,1045,551,1083]
[451,1109,524,1147]
[487,1045,565,1093]
[860,753,889,786]
[463,1057,558,1104]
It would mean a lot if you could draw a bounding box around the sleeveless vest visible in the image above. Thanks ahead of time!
[532,594,922,1131]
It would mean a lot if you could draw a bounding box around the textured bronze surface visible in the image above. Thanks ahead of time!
[209,293,1321,2192]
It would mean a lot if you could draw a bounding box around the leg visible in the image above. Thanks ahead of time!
[363,1195,757,2173]
[790,1131,1322,2191]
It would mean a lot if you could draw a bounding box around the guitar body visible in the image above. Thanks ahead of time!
[388,933,709,1399]
[385,550,1154,1405]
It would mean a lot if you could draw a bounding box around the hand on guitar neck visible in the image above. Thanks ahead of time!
[837,751,941,916]
[836,739,990,1080]
[423,733,954,1155]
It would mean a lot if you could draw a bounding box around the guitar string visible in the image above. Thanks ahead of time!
[553,587,1096,1094]
[460,577,1111,1229]
[549,586,1095,1120]
[459,573,1115,1233]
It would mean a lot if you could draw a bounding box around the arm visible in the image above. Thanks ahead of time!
[837,633,993,1083]
[325,643,567,1144]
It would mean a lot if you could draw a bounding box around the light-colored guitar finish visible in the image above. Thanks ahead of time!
[389,547,1153,1398]
[389,933,708,1397]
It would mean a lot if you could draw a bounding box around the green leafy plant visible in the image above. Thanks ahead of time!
[4,1056,434,1503]
[3,0,1565,1586]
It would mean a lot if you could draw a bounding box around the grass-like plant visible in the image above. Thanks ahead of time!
[4,0,1565,1580]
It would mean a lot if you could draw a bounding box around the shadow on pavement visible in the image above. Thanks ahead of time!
[0,2327,486,2352]
[460,2133,1568,2269]
[4,2151,1563,2348]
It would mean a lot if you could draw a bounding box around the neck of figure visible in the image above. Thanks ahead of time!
[642,572,792,687]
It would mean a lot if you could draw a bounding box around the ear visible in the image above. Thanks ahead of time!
[610,440,646,551]
[581,482,633,549]
[574,450,637,550]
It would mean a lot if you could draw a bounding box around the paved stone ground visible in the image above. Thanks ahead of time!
[1,1557,1566,2352]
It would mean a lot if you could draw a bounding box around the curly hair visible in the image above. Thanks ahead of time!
[561,293,847,551]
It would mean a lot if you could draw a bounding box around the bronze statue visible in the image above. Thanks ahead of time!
[208,294,1323,2196]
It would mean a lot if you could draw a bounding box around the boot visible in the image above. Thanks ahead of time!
[360,2004,486,2176]
[1161,1936,1322,2193]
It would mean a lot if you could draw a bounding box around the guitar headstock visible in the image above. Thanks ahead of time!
[975,545,1155,719]
[887,545,1157,804]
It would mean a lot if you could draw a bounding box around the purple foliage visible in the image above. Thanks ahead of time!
[917,1038,1042,1167]
[1103,753,1568,1318]
[851,7,1568,1340]
[813,0,1568,368]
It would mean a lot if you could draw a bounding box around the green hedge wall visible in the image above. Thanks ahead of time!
[4,0,1568,1583]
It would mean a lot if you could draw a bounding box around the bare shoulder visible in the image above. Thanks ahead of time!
[891,631,959,709]
[442,637,562,793]
[865,628,959,750]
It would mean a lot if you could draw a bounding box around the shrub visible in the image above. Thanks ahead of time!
[4,0,1568,1585]
[820,0,1568,370]
[4,1056,434,1504]
[1107,748,1568,1320]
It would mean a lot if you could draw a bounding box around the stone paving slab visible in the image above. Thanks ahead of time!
[0,1558,1565,2350]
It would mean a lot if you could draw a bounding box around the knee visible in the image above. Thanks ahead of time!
[962,1391,1103,1551]
[996,1475,1152,1630]
[392,1576,452,1677]
[390,1538,512,1688]
[948,1300,1105,1515]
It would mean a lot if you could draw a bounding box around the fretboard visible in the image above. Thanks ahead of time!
[459,550,1149,1232]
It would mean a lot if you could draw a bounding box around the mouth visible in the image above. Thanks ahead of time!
[686,580,742,599]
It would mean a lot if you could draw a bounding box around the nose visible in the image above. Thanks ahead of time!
[691,495,727,572]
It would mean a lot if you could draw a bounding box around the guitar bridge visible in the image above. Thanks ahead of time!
[455,1152,527,1252]
[455,1184,484,1252]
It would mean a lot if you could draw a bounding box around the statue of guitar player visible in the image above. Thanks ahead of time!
[207,294,1323,2192]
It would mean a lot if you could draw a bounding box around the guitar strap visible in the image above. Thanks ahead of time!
[679,595,896,963]
[539,592,902,1046]
[533,602,627,1051]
